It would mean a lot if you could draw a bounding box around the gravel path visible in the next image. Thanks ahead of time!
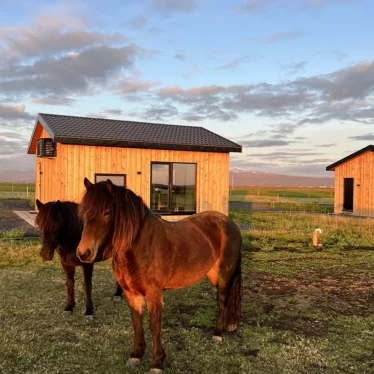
[0,200,39,236]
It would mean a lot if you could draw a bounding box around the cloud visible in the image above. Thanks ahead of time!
[150,61,374,125]
[330,49,349,61]
[304,0,356,8]
[174,53,185,61]
[0,104,33,120]
[233,0,276,13]
[216,56,251,70]
[241,139,294,147]
[31,97,76,106]
[283,61,308,75]
[148,27,166,34]
[0,45,152,98]
[113,79,160,95]
[0,29,126,59]
[103,109,124,116]
[125,15,148,29]
[129,104,179,121]
[316,143,337,147]
[349,133,374,141]
[0,137,27,156]
[151,0,196,14]
[251,31,302,43]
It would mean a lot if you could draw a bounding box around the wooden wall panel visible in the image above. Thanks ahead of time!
[33,130,231,217]
[333,151,374,216]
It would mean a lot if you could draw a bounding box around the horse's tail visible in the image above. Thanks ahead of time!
[225,253,242,331]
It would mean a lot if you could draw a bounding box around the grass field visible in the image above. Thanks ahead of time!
[1,212,374,373]
[230,186,335,213]
[0,182,35,200]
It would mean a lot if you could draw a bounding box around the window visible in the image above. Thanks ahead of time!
[151,163,196,214]
[95,174,126,186]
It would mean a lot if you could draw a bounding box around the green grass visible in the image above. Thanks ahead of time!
[0,183,35,200]
[0,182,35,192]
[1,212,374,373]
[230,187,334,212]
[230,187,334,199]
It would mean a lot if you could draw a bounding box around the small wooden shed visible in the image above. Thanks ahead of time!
[326,145,374,216]
[28,113,241,219]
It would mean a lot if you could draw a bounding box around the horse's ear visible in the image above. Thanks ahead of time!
[36,199,43,210]
[106,179,116,194]
[84,177,93,190]
[55,200,62,209]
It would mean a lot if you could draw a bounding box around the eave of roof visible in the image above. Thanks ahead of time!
[326,145,374,171]
[55,136,241,153]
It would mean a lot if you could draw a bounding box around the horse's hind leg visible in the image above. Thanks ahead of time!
[206,261,235,342]
[83,263,94,321]
[62,264,75,316]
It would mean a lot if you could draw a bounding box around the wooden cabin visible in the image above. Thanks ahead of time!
[326,145,374,216]
[28,113,242,219]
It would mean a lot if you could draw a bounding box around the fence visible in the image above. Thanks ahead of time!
[0,184,35,200]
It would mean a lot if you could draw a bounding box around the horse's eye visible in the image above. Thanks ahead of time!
[104,211,111,217]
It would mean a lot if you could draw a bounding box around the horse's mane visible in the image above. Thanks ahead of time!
[36,201,79,233]
[78,182,147,252]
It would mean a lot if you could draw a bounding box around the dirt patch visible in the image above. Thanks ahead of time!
[244,268,374,337]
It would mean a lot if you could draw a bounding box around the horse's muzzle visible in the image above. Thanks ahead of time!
[76,247,95,263]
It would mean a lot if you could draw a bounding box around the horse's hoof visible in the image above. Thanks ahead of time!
[212,335,223,343]
[149,369,163,374]
[113,296,122,302]
[227,324,237,332]
[62,310,72,317]
[127,358,141,366]
[85,315,94,322]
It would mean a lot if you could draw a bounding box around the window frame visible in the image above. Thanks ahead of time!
[95,173,126,186]
[150,162,197,215]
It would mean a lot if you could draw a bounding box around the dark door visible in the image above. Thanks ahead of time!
[343,178,354,211]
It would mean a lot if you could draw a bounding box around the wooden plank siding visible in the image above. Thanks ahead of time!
[35,135,230,218]
[333,150,374,216]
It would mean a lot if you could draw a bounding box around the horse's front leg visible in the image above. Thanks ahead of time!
[113,281,123,302]
[61,264,75,316]
[83,263,94,321]
[124,291,146,366]
[146,288,166,373]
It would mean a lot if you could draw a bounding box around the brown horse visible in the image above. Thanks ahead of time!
[76,178,242,373]
[36,199,122,320]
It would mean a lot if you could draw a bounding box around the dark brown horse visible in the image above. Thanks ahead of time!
[76,178,242,373]
[36,199,122,320]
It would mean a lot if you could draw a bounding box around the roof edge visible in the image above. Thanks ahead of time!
[27,113,55,154]
[326,145,374,171]
[199,126,242,152]
[55,136,242,153]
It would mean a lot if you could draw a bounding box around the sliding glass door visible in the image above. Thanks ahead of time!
[151,162,196,214]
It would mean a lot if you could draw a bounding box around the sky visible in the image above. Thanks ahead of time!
[0,0,373,179]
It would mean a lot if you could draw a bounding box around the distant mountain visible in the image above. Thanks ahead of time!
[0,168,334,187]
[0,170,35,183]
[230,171,334,187]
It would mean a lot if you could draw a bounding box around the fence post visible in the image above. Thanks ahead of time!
[27,186,29,199]
[12,184,14,193]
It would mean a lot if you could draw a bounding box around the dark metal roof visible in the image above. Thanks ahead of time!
[33,113,242,153]
[326,145,374,171]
